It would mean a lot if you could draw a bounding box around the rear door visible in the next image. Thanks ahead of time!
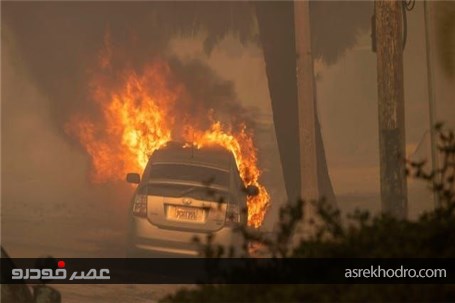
[141,161,231,232]
[144,182,228,232]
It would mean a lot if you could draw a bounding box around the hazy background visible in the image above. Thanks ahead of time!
[1,1,454,261]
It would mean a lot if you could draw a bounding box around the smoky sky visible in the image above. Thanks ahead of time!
[2,1,371,133]
[309,1,372,65]
[1,2,257,138]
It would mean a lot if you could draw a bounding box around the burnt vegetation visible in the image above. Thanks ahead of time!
[163,124,455,302]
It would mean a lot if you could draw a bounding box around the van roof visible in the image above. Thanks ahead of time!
[150,142,234,170]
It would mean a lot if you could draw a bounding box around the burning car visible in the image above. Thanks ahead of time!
[126,142,258,257]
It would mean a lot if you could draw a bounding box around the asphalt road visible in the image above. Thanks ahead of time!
[1,191,187,302]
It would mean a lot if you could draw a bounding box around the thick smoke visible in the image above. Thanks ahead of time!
[309,1,372,65]
[2,1,372,140]
[168,57,255,130]
[1,2,258,141]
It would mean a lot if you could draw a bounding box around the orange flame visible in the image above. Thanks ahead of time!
[66,61,180,182]
[184,122,270,228]
[66,56,269,227]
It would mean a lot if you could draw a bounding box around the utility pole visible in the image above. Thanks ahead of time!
[294,0,319,202]
[375,0,408,219]
[423,0,440,208]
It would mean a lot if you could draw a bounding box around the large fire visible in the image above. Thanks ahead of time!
[184,122,270,227]
[66,49,269,227]
[66,61,179,183]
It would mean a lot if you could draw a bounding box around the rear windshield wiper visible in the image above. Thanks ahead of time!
[177,186,201,197]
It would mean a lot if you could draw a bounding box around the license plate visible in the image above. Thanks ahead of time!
[167,205,205,222]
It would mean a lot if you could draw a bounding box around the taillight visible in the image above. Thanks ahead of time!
[225,203,240,226]
[132,194,147,217]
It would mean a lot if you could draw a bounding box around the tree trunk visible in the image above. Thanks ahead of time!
[254,2,301,202]
[255,2,337,208]
[294,0,319,202]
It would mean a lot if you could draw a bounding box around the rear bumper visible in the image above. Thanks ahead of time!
[127,217,244,258]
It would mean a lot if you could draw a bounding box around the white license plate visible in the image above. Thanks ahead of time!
[167,205,205,222]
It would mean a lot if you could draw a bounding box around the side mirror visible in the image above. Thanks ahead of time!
[245,185,259,197]
[126,173,140,184]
